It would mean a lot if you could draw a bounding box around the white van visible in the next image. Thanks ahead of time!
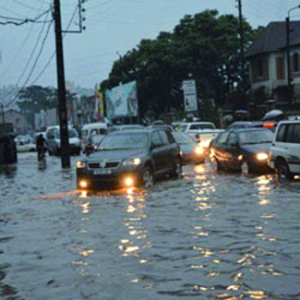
[269,119,300,180]
[81,122,108,146]
[46,125,81,156]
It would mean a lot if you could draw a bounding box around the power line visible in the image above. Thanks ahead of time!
[31,5,79,85]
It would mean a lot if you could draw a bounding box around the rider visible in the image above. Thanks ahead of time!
[36,134,47,162]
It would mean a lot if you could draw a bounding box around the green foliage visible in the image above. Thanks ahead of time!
[17,85,57,125]
[101,10,263,120]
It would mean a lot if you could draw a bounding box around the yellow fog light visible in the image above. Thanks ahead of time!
[79,180,88,188]
[77,161,86,168]
[256,152,268,161]
[238,155,243,161]
[125,177,134,187]
[195,146,204,155]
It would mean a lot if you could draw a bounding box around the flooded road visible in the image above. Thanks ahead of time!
[1,152,300,300]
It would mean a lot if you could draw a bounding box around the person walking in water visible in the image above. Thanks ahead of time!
[36,134,47,162]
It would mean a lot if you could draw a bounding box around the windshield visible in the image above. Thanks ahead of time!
[238,130,273,145]
[173,132,195,144]
[55,129,78,139]
[99,132,149,150]
[190,124,215,130]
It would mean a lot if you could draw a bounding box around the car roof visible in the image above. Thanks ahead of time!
[227,127,271,133]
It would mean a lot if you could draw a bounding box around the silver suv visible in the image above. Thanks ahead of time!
[269,119,300,180]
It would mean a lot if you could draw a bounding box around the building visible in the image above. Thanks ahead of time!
[246,21,300,115]
[3,109,29,134]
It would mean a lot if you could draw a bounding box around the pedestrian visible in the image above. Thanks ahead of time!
[36,134,47,162]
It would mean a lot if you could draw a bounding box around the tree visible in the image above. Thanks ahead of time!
[101,10,260,120]
[17,85,57,126]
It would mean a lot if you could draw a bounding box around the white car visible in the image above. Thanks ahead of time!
[269,119,300,180]
[15,135,36,152]
[179,122,216,133]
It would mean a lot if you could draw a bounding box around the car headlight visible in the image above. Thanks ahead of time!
[76,161,86,168]
[123,157,142,166]
[195,146,204,155]
[256,152,268,161]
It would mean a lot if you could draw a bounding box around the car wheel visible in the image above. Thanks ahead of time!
[172,158,183,179]
[276,162,293,182]
[216,159,223,171]
[141,167,154,188]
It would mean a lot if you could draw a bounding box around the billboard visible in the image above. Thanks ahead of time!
[105,81,138,119]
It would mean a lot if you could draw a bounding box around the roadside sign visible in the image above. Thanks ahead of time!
[182,80,198,112]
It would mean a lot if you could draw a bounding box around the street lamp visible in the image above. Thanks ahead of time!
[286,5,300,106]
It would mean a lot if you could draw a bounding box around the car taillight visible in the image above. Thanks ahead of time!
[263,123,275,128]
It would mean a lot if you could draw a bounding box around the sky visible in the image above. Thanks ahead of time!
[0,0,299,95]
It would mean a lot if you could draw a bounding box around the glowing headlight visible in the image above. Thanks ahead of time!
[200,141,210,148]
[195,146,204,155]
[125,177,134,186]
[76,161,86,168]
[256,152,268,161]
[79,180,88,188]
[123,157,141,166]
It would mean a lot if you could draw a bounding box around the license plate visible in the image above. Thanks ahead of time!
[93,169,112,175]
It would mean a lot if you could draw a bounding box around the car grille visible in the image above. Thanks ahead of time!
[88,162,120,169]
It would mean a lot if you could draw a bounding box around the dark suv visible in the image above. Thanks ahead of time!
[76,128,182,190]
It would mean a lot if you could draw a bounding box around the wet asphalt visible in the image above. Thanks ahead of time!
[1,152,300,300]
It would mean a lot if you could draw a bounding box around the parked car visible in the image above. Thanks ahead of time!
[211,128,274,174]
[46,126,81,156]
[172,131,205,165]
[268,119,300,181]
[76,128,182,190]
[15,137,36,152]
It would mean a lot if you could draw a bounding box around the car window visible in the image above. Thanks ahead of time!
[180,125,188,132]
[151,131,163,146]
[239,130,273,144]
[159,131,170,145]
[166,131,176,144]
[227,133,238,145]
[99,132,148,150]
[91,129,98,135]
[286,125,294,143]
[217,132,230,144]
[190,124,214,130]
[276,124,287,142]
[293,124,300,143]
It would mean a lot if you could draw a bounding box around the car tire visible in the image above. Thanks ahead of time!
[276,162,293,182]
[172,158,183,179]
[141,167,154,188]
[216,159,223,171]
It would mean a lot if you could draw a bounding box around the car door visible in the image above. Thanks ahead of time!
[150,131,165,175]
[224,132,240,170]
[158,130,176,171]
[286,123,300,173]
[213,131,230,164]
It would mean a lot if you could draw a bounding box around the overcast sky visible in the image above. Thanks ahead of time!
[0,0,299,92]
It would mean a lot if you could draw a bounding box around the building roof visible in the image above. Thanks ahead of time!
[246,21,300,58]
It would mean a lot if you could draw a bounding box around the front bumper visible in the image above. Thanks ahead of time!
[76,167,142,190]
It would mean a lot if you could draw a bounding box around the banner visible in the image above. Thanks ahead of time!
[105,81,138,119]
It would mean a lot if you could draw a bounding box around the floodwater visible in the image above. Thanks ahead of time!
[1,152,300,300]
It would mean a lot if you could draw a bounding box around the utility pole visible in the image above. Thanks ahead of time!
[53,0,70,168]
[237,0,246,105]
[286,16,292,106]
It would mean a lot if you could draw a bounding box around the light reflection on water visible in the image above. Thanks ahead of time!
[2,154,300,299]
